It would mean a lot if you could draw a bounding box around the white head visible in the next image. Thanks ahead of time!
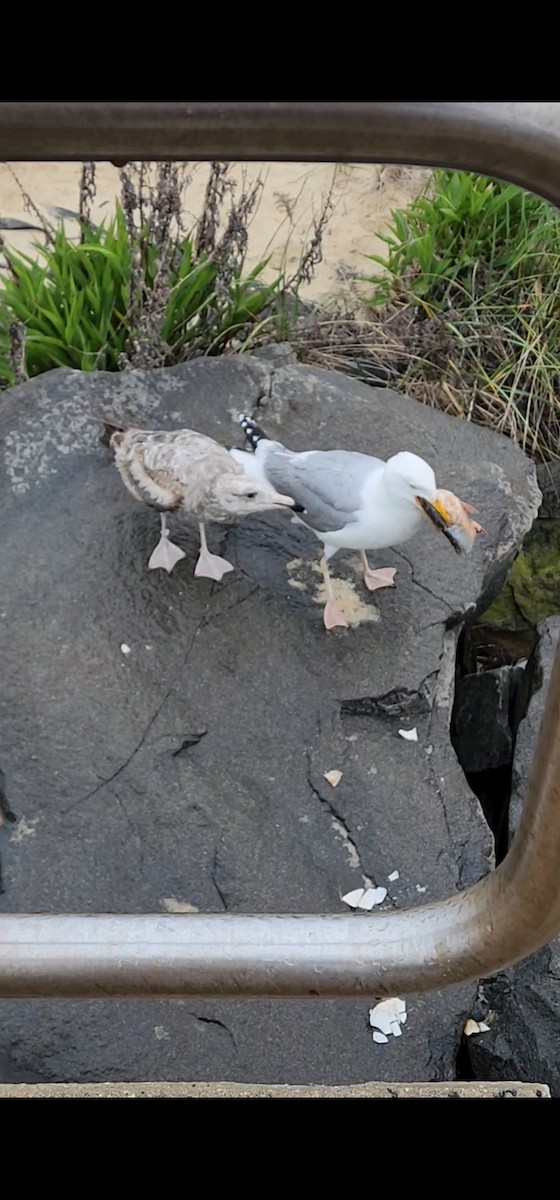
[211,474,302,518]
[385,451,437,505]
[385,450,463,543]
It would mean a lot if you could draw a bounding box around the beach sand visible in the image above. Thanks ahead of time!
[0,161,428,302]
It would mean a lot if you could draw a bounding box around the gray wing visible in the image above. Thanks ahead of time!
[263,449,382,532]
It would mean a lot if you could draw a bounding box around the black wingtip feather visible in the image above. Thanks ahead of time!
[239,413,269,451]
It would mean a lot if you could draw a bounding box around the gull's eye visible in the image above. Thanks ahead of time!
[246,491,257,499]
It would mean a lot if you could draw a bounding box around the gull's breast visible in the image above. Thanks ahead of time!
[321,503,423,551]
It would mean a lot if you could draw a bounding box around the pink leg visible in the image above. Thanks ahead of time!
[360,550,397,593]
[320,556,348,630]
[148,513,186,572]
[194,522,234,582]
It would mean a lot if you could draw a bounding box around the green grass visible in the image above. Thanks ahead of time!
[358,169,560,461]
[0,159,338,388]
[0,202,281,386]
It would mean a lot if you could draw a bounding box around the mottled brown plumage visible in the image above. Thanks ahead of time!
[108,423,299,579]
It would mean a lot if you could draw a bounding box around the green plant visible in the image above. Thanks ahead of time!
[354,170,560,460]
[0,211,279,384]
[0,162,331,387]
[364,170,558,307]
[0,318,11,386]
[0,211,131,379]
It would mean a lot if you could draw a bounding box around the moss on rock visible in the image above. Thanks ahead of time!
[479,520,560,630]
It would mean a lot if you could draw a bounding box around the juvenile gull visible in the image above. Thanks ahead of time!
[231,415,481,629]
[103,418,301,580]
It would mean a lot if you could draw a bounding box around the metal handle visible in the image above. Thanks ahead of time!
[1,102,560,201]
[1,102,559,999]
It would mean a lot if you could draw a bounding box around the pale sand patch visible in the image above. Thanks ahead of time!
[9,815,39,842]
[161,897,199,914]
[0,161,428,304]
[287,556,380,626]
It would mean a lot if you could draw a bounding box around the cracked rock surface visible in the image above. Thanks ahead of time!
[0,355,539,1084]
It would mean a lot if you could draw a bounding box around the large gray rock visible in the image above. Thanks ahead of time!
[469,618,560,1094]
[0,358,539,1085]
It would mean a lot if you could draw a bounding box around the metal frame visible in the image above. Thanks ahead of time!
[1,102,560,1000]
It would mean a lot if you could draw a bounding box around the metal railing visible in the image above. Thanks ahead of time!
[1,102,560,1000]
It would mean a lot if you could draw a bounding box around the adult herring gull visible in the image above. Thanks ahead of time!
[231,415,482,629]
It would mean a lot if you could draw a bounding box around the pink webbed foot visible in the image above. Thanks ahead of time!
[148,535,186,573]
[363,566,397,593]
[323,600,349,631]
[194,549,235,582]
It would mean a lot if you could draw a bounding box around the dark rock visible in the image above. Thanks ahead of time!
[452,666,521,774]
[451,660,526,862]
[0,358,539,1084]
[468,946,560,1097]
[469,617,560,1094]
[464,624,536,672]
[536,461,560,519]
[509,617,560,841]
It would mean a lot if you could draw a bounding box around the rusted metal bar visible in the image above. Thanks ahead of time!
[0,102,559,203]
[1,101,560,999]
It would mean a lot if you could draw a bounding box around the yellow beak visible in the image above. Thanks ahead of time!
[430,497,453,524]
[415,495,453,531]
